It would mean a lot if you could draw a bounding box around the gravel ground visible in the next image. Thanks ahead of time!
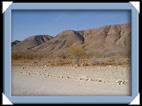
[12,65,131,96]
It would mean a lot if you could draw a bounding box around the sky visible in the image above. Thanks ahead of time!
[12,10,130,41]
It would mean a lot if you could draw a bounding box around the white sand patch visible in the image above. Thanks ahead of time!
[12,65,131,96]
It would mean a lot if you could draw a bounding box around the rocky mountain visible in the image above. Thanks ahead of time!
[12,24,130,59]
[12,35,53,53]
[12,40,21,47]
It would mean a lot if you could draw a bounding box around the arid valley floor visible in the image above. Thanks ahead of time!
[12,64,130,96]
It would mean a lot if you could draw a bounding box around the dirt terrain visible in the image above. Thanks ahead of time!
[12,64,130,96]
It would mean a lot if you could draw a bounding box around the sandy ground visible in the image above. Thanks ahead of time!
[12,65,131,96]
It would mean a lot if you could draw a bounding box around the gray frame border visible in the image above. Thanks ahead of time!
[3,3,139,104]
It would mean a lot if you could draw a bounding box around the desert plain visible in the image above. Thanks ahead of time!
[12,61,130,96]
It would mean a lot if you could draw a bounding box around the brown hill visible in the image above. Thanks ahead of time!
[32,30,85,57]
[12,24,130,60]
[80,24,130,58]
[12,35,53,53]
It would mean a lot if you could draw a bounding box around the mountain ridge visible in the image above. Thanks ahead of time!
[12,24,130,59]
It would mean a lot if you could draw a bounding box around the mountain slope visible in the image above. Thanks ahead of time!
[32,30,85,57]
[12,24,130,59]
[81,24,130,57]
[12,40,21,47]
[12,35,53,53]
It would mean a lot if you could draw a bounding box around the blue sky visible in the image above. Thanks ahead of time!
[12,10,130,41]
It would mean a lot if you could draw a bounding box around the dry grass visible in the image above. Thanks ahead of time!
[12,57,130,67]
